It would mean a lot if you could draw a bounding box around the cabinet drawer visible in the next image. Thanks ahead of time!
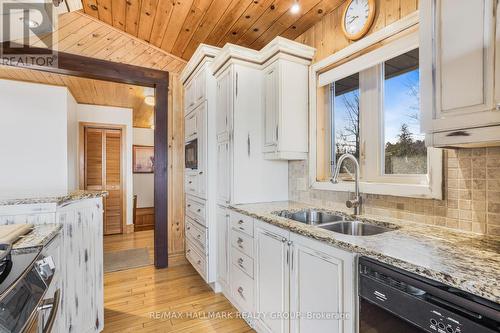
[231,230,253,258]
[185,174,198,195]
[186,218,207,253]
[186,196,206,225]
[230,262,254,312]
[231,247,254,278]
[186,240,206,279]
[230,211,254,237]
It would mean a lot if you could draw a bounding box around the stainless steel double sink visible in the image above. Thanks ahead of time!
[274,209,395,236]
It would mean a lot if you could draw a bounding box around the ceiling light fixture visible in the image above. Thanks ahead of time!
[144,95,155,106]
[290,1,300,14]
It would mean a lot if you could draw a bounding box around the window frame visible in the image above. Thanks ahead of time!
[309,14,443,199]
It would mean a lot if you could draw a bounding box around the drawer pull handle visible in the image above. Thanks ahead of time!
[188,181,193,184]
[446,130,470,137]
[197,234,201,239]
[238,226,245,231]
[187,204,191,207]
[197,209,201,212]
[238,220,244,224]
[187,226,191,230]
[199,171,203,175]
[237,258,244,268]
[237,286,244,298]
[187,249,191,253]
[197,260,201,265]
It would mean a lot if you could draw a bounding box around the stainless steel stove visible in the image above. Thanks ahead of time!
[0,241,59,333]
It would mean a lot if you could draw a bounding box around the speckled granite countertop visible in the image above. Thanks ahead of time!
[0,190,108,207]
[230,201,500,304]
[11,224,62,254]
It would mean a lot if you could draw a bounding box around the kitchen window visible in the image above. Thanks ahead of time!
[311,29,442,199]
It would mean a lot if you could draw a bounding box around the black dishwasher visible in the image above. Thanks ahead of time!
[358,257,500,333]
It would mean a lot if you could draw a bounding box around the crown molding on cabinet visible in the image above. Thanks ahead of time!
[180,44,221,84]
[211,36,316,76]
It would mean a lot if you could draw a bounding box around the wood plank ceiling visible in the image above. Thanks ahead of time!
[81,0,346,60]
[25,10,186,73]
[0,65,155,128]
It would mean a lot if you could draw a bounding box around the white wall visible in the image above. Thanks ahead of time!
[133,128,154,208]
[0,79,75,198]
[77,104,134,225]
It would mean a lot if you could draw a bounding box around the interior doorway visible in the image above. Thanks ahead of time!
[82,125,125,235]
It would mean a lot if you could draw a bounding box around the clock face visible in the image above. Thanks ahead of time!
[343,0,374,39]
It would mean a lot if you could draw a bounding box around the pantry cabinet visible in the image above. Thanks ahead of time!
[420,0,500,146]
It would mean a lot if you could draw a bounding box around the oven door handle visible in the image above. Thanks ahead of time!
[39,289,61,333]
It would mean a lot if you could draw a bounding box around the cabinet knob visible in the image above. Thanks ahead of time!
[238,220,244,224]
[237,286,244,297]
[187,249,191,253]
[197,209,201,212]
[187,204,191,207]
[188,181,193,184]
[199,171,203,175]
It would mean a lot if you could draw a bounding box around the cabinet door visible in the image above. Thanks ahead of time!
[185,110,198,140]
[184,80,195,111]
[262,63,279,152]
[420,0,495,132]
[196,103,207,198]
[289,234,355,333]
[216,206,230,288]
[216,68,232,141]
[216,141,231,205]
[195,69,206,104]
[254,220,290,333]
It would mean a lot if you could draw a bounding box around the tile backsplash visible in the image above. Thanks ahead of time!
[289,147,500,236]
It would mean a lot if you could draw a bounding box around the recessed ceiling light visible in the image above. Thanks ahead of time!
[290,1,300,14]
[144,95,155,106]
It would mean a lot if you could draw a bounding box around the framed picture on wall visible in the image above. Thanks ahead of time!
[133,145,154,173]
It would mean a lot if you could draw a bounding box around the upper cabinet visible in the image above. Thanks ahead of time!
[421,0,500,147]
[184,64,208,113]
[261,40,315,160]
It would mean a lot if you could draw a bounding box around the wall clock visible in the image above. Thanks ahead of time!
[342,0,376,41]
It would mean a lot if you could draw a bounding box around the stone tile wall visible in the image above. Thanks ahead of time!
[289,148,500,235]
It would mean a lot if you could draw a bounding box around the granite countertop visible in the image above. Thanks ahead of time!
[230,201,500,304]
[0,190,108,207]
[11,223,62,254]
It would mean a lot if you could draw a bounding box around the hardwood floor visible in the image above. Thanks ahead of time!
[103,231,253,332]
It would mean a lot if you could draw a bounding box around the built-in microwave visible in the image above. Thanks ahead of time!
[185,139,198,170]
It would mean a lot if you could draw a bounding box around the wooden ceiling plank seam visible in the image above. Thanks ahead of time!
[96,0,114,25]
[129,47,165,69]
[111,0,127,30]
[77,30,123,58]
[33,14,88,48]
[56,21,105,52]
[106,39,145,63]
[148,0,175,47]
[250,0,322,49]
[203,0,253,46]
[62,23,114,55]
[74,11,187,65]
[159,0,196,53]
[281,0,345,40]
[236,0,296,47]
[125,0,143,36]
[137,0,160,42]
[218,0,275,46]
[93,34,132,59]
[82,0,100,19]
[180,0,234,59]
[170,0,215,57]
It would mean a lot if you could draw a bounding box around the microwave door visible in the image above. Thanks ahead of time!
[185,139,198,170]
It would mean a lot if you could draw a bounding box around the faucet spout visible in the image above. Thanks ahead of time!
[331,153,362,215]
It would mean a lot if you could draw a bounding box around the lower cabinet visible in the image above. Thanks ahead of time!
[224,215,356,333]
[289,233,356,333]
[254,220,290,333]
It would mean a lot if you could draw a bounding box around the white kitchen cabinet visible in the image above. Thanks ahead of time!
[289,233,356,333]
[262,58,310,160]
[254,220,290,333]
[216,140,231,205]
[181,44,220,288]
[185,109,198,141]
[216,68,232,142]
[216,206,230,291]
[420,0,500,146]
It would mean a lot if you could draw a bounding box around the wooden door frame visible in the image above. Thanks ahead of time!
[79,123,127,235]
[1,41,170,268]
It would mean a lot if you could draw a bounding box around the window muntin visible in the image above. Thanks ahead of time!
[383,49,427,175]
